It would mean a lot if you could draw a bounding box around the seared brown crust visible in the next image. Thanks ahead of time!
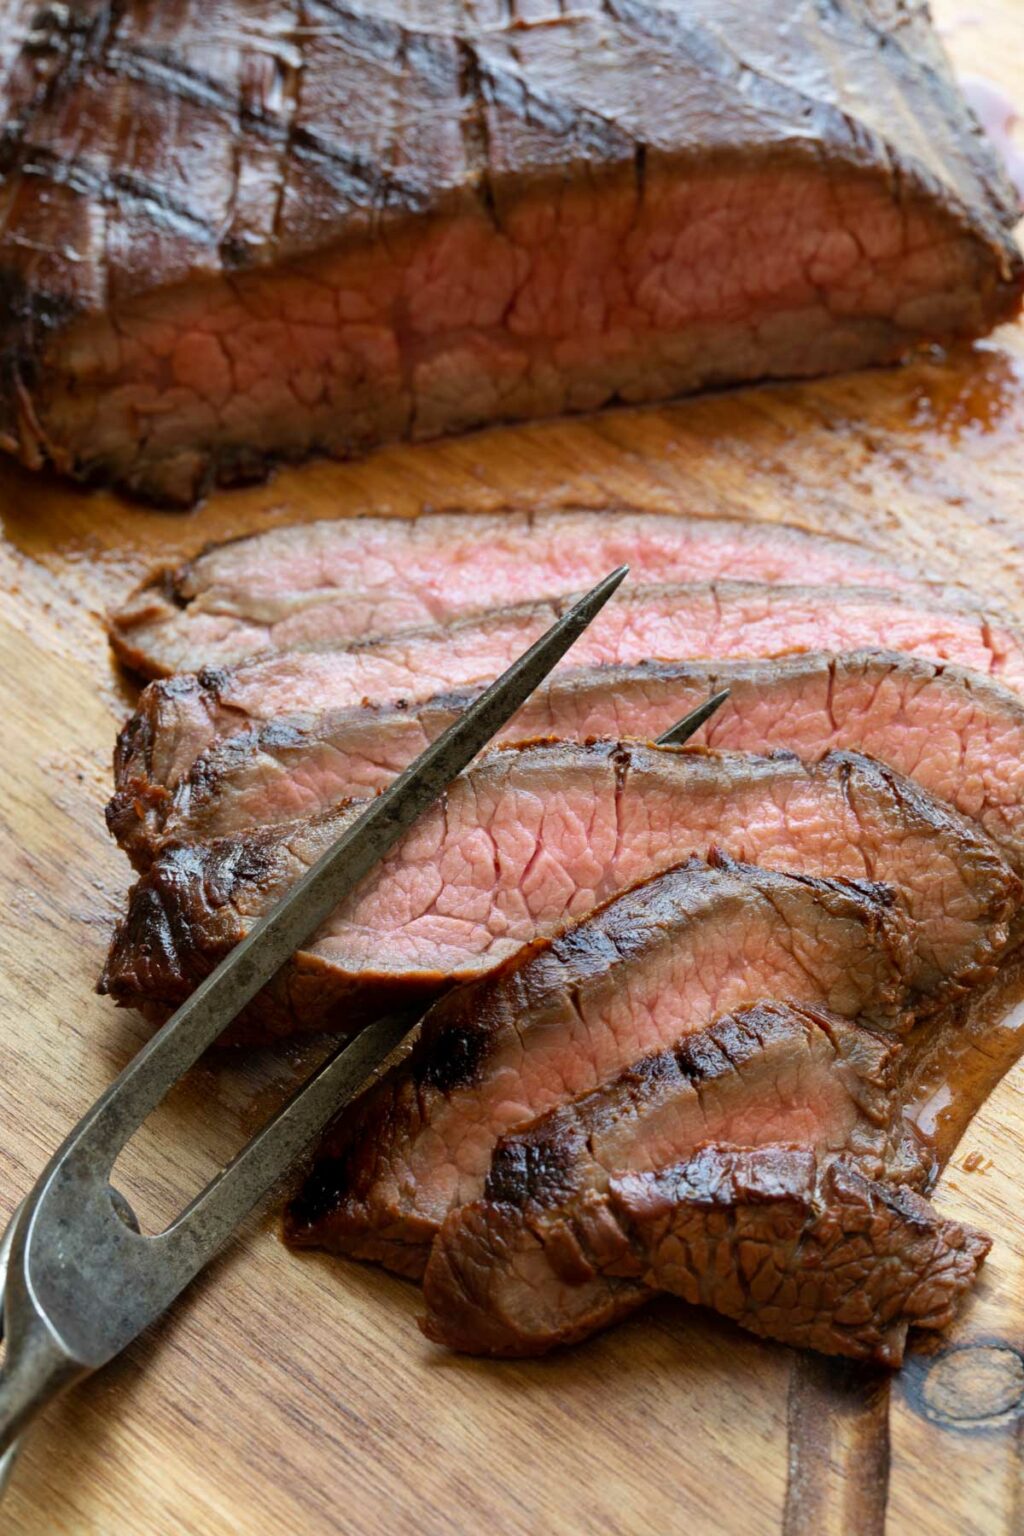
[108,648,1024,875]
[99,742,1019,1038]
[106,580,1024,865]
[482,1000,921,1209]
[414,999,927,1355]
[422,1146,991,1362]
[1,2,1021,502]
[285,856,915,1272]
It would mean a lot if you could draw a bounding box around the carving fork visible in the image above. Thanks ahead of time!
[0,565,727,1485]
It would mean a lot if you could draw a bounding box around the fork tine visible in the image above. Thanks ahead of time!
[169,1013,413,1260]
[85,564,631,1162]
[0,566,633,1464]
[655,688,731,747]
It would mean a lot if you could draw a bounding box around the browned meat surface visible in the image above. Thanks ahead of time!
[111,650,1024,874]
[1,1,1020,503]
[418,1000,925,1353]
[423,1146,990,1363]
[285,858,916,1275]
[99,743,1018,1037]
[111,580,1024,822]
[108,510,929,678]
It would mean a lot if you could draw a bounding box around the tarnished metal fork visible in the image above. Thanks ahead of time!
[0,565,727,1485]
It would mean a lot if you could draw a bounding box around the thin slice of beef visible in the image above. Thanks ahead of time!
[99,743,1019,1036]
[284,858,915,1277]
[113,650,1024,874]
[417,1000,925,1355]
[1,3,1019,503]
[112,580,1024,817]
[109,510,929,678]
[423,1146,990,1364]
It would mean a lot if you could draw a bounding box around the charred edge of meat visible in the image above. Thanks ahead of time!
[105,648,1024,879]
[482,998,903,1211]
[422,1146,992,1361]
[0,267,77,437]
[97,833,280,1001]
[283,852,912,1246]
[485,1129,588,1209]
[98,813,472,1035]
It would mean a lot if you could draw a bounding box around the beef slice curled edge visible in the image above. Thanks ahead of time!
[112,650,1024,875]
[99,743,1019,1037]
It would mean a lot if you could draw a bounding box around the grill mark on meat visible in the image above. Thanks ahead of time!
[418,997,990,1359]
[455,38,496,224]
[16,140,215,240]
[285,855,915,1255]
[484,1003,913,1212]
[1,2,1020,499]
[99,742,1019,1037]
[4,7,440,217]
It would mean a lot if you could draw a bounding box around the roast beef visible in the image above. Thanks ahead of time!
[419,1002,981,1360]
[108,510,928,678]
[423,1145,990,1364]
[1,2,1020,503]
[111,580,1024,819]
[99,743,1018,1035]
[285,858,918,1276]
[112,650,1024,873]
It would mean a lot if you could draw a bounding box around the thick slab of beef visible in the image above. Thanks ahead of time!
[111,580,1024,822]
[99,743,1018,1036]
[420,1002,985,1360]
[109,510,928,678]
[425,1145,989,1364]
[1,2,1019,503]
[285,853,937,1278]
[113,650,1024,873]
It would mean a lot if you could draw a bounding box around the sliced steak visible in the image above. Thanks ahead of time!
[109,510,929,678]
[114,650,1024,874]
[111,580,1024,820]
[419,1000,957,1358]
[1,3,1019,503]
[423,1146,990,1363]
[100,743,1018,1036]
[418,1000,924,1354]
[282,837,979,1278]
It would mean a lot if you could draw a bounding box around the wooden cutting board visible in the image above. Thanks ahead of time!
[3,4,1024,1530]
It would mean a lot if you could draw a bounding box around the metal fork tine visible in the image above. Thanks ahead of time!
[168,1013,412,1261]
[0,565,630,1464]
[84,564,631,1164]
[655,688,731,746]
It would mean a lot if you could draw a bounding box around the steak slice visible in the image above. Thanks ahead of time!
[99,744,1018,1035]
[423,1146,990,1364]
[283,858,916,1278]
[114,650,1024,873]
[111,580,1024,815]
[418,1001,951,1358]
[1,3,1019,503]
[109,510,928,678]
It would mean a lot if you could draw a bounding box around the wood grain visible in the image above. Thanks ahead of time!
[2,3,1024,1529]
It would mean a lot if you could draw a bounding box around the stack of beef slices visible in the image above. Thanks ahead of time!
[104,509,1024,1362]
